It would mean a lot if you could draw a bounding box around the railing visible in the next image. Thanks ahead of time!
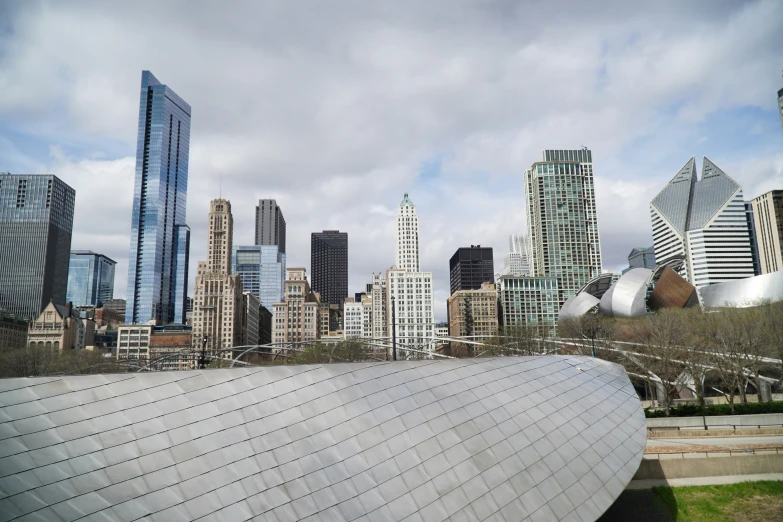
[648,423,783,431]
[645,447,782,459]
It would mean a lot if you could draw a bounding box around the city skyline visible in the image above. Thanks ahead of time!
[1,2,782,322]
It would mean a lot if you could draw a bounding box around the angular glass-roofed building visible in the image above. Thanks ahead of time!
[650,157,754,288]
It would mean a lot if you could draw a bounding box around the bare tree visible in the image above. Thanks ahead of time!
[728,305,774,404]
[761,301,783,372]
[0,345,123,378]
[624,309,690,416]
[701,308,749,414]
[482,325,542,357]
[678,307,714,408]
[559,313,616,358]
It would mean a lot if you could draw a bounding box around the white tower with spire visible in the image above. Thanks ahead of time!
[386,193,434,356]
[396,193,420,272]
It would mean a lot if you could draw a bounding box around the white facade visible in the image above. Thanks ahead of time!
[503,234,531,276]
[751,190,783,274]
[361,296,373,339]
[434,325,449,345]
[386,268,435,354]
[370,272,387,341]
[388,193,435,354]
[343,301,363,339]
[117,324,153,362]
[651,158,755,288]
[395,193,420,272]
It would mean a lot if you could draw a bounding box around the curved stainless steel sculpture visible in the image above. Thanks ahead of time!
[0,357,645,522]
[599,268,652,318]
[597,283,616,317]
[575,273,616,300]
[560,292,600,320]
[699,269,783,308]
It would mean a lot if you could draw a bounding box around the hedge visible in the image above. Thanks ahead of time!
[644,400,783,418]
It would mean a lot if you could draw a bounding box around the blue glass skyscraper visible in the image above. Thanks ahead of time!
[66,251,116,307]
[125,71,191,325]
[232,245,286,313]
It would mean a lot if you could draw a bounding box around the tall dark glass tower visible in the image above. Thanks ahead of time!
[311,230,348,307]
[126,71,191,325]
[449,246,495,295]
[0,174,75,319]
[255,199,286,254]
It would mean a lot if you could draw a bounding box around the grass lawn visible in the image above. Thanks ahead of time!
[599,481,783,522]
[654,481,783,522]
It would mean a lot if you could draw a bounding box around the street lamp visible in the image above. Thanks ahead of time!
[198,335,209,369]
[391,295,397,361]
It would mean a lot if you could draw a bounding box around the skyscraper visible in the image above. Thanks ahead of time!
[66,251,116,307]
[232,244,286,312]
[272,268,322,344]
[449,246,495,294]
[396,193,419,271]
[311,230,348,307]
[387,193,434,354]
[650,157,754,288]
[623,247,656,274]
[192,199,244,353]
[751,190,783,274]
[745,202,762,276]
[0,174,75,319]
[778,80,783,134]
[525,149,602,304]
[503,234,531,276]
[126,71,191,325]
[255,199,286,254]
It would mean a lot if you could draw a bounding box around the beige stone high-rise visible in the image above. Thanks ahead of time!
[192,199,244,355]
[272,268,321,344]
[751,190,783,274]
[447,283,498,354]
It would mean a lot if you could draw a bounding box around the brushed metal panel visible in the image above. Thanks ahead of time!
[0,358,645,522]
[699,269,783,308]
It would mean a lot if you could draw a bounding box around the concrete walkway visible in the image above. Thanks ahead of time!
[627,472,783,489]
[646,435,783,447]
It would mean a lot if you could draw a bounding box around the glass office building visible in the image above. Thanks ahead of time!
[498,275,560,336]
[0,174,75,319]
[525,149,603,307]
[232,245,286,313]
[66,251,117,307]
[311,230,348,307]
[125,71,191,325]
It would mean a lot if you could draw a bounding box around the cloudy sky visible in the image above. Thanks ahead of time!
[2,0,782,321]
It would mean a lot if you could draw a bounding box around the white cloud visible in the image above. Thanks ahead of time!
[1,0,782,321]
